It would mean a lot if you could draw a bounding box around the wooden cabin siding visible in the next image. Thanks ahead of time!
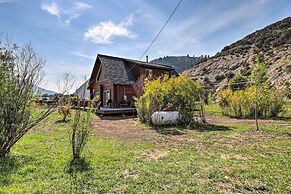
[115,85,136,107]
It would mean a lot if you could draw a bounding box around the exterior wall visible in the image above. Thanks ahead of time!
[91,80,114,107]
[127,63,171,81]
[114,85,136,107]
[138,66,171,80]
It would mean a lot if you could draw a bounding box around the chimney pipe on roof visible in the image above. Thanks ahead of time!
[146,55,148,63]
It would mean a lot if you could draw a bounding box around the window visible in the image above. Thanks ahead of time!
[103,90,111,107]
[145,69,153,79]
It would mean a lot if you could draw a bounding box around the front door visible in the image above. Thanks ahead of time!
[103,90,111,107]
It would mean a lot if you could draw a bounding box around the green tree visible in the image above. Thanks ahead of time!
[251,54,269,86]
[228,75,248,91]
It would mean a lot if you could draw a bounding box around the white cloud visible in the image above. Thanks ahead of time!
[41,1,92,24]
[75,2,91,10]
[84,14,136,44]
[71,51,95,60]
[41,1,60,18]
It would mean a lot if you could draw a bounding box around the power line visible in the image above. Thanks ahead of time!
[202,80,255,92]
[138,0,183,60]
[124,0,183,80]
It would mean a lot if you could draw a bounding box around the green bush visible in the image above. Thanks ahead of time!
[215,74,226,81]
[218,86,285,118]
[135,75,204,125]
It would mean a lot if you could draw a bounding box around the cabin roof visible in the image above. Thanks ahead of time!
[90,54,177,85]
[98,54,174,70]
[98,55,136,85]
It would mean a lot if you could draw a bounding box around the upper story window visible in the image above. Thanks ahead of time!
[145,69,153,79]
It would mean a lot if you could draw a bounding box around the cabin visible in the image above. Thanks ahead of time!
[87,54,178,110]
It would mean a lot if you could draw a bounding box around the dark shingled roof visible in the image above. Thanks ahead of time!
[97,54,177,85]
[98,55,136,85]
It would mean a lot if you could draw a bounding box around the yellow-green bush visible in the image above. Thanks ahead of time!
[135,75,204,125]
[218,86,285,118]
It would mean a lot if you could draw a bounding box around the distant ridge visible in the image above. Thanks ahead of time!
[33,86,58,95]
[151,55,209,73]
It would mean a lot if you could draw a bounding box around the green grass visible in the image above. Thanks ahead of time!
[280,100,291,118]
[205,103,223,117]
[0,111,290,193]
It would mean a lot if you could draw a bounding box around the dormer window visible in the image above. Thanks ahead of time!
[145,69,153,79]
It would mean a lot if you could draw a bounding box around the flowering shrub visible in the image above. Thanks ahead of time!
[135,75,204,125]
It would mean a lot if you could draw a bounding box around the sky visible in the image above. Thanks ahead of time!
[0,0,290,92]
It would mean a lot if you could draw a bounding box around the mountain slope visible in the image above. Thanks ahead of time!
[183,17,291,92]
[151,55,208,73]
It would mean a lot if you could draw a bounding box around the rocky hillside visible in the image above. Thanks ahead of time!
[151,55,208,73]
[184,17,291,92]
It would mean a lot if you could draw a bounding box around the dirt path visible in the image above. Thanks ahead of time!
[92,116,165,143]
[91,115,290,144]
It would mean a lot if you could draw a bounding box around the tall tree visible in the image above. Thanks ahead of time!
[251,54,269,130]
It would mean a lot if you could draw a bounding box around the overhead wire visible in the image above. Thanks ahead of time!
[124,0,183,77]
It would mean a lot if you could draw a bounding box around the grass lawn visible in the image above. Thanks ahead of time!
[205,103,223,117]
[0,111,290,193]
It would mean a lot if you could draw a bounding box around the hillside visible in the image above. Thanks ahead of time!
[151,55,208,73]
[184,17,291,92]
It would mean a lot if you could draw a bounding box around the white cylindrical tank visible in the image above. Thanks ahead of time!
[151,111,180,125]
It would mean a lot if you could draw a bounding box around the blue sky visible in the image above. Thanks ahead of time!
[0,0,290,91]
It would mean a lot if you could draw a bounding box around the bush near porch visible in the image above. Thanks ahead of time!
[135,75,204,125]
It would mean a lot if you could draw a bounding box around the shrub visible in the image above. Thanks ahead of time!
[135,75,204,125]
[226,71,235,80]
[58,97,71,122]
[0,41,54,158]
[284,82,291,99]
[71,105,93,160]
[215,74,226,81]
[218,86,284,118]
[204,77,210,83]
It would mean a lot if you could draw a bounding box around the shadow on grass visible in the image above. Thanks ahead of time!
[55,119,70,123]
[65,157,93,193]
[150,122,231,135]
[0,155,34,186]
[192,123,232,132]
[98,115,137,120]
[65,157,91,174]
[151,125,185,136]
[271,116,291,121]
